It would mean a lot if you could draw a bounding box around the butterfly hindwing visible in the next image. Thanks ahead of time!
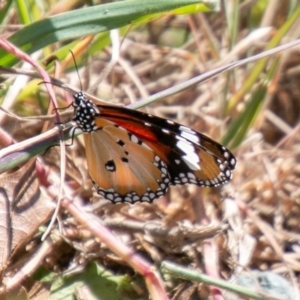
[84,118,171,203]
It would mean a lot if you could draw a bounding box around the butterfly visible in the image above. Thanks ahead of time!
[71,92,236,203]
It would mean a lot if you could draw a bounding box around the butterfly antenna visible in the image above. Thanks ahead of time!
[69,49,83,92]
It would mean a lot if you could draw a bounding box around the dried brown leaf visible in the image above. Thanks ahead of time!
[0,159,54,272]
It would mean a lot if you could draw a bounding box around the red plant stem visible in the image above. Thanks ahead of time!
[61,198,169,300]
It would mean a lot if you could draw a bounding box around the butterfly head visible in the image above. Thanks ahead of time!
[73,92,88,107]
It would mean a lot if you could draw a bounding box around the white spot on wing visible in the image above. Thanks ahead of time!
[176,134,192,144]
[141,142,151,150]
[130,134,139,144]
[179,126,200,143]
[176,140,200,171]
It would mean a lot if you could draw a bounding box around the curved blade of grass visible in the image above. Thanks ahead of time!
[0,0,13,24]
[223,5,300,147]
[222,58,279,148]
[161,261,267,300]
[222,83,266,149]
[227,4,300,112]
[0,125,74,174]
[0,0,202,67]
[15,0,41,24]
[127,39,300,110]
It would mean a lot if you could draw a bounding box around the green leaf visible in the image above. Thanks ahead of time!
[0,0,202,67]
[50,262,138,300]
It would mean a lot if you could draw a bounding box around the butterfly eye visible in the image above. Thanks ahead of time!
[72,92,236,203]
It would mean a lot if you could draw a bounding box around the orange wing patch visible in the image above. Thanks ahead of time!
[84,119,171,203]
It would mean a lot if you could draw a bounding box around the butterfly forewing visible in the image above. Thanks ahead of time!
[99,106,235,185]
[72,92,236,203]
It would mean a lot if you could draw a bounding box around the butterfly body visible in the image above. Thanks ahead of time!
[72,92,236,203]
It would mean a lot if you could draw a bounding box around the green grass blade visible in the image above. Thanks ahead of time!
[0,0,202,67]
[0,0,13,24]
[222,58,279,148]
